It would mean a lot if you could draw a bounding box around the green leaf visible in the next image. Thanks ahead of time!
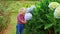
[44,23,53,29]
[35,25,43,29]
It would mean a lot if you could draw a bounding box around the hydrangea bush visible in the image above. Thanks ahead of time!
[25,0,60,34]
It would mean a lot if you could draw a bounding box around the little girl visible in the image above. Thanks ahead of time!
[16,8,27,34]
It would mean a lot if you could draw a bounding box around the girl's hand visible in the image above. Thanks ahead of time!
[23,20,27,24]
[24,20,27,24]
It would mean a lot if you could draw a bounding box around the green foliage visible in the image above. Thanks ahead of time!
[0,1,10,33]
[6,1,37,13]
[25,0,60,34]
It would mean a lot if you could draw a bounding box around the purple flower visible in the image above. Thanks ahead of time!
[26,6,35,13]
[24,13,32,20]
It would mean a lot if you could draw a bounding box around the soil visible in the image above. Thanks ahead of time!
[3,24,13,34]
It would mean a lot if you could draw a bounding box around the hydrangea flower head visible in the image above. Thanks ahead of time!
[54,6,60,18]
[26,5,35,13]
[48,2,60,10]
[24,13,32,20]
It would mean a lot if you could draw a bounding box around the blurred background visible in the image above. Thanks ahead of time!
[0,0,38,34]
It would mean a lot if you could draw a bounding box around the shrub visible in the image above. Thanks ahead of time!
[25,0,60,34]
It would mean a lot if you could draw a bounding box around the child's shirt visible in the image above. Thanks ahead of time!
[17,14,25,24]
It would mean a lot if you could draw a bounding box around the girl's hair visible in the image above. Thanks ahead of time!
[19,7,26,13]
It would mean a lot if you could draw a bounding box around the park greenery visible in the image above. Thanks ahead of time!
[0,0,60,34]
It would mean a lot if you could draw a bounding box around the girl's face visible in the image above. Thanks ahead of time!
[22,10,26,14]
[20,8,26,14]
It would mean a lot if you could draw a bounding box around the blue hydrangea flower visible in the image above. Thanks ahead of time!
[24,13,32,20]
[26,8,31,13]
[26,5,35,13]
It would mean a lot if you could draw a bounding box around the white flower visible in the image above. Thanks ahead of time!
[48,2,60,10]
[24,13,32,20]
[54,6,60,18]
[26,5,35,13]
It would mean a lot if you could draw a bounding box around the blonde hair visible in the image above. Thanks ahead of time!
[19,7,26,13]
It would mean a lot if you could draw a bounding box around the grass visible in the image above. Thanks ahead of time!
[10,13,18,34]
